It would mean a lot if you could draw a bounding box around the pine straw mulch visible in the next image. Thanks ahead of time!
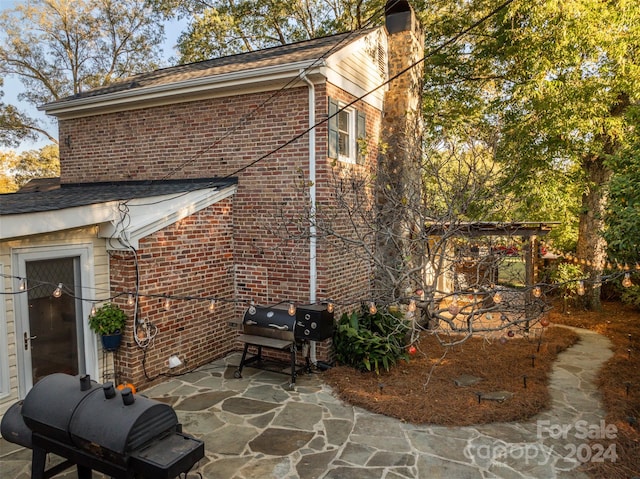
[321,300,640,478]
[322,325,579,426]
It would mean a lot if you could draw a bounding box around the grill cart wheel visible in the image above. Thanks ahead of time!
[233,370,242,379]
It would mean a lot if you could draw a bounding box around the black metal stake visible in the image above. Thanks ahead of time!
[531,355,536,367]
[625,382,631,397]
[537,329,545,352]
[523,375,528,389]
[475,392,482,404]
[628,348,632,360]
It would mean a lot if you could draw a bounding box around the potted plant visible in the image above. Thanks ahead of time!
[88,302,127,351]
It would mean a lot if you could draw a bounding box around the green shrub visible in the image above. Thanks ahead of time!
[333,306,409,374]
[620,283,640,310]
[88,302,127,335]
[548,262,585,312]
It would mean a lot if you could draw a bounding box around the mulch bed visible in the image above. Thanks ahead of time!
[321,300,640,478]
[322,325,579,426]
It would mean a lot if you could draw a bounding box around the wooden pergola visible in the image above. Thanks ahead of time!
[428,221,561,327]
[429,221,561,289]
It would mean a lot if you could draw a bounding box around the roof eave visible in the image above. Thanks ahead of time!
[0,184,237,246]
[100,184,237,250]
[40,61,327,119]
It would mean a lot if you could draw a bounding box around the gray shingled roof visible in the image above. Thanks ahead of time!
[0,178,238,215]
[44,29,373,106]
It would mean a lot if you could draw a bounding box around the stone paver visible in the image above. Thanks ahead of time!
[0,326,615,478]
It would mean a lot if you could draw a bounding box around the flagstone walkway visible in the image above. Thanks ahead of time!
[0,326,614,478]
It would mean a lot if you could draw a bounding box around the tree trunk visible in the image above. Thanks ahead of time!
[575,93,629,311]
[576,154,612,311]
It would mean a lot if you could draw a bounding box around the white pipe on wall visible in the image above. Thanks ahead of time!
[301,71,318,365]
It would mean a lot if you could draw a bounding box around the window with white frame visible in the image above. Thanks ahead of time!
[328,97,366,164]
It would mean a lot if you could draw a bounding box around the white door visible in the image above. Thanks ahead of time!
[14,246,97,396]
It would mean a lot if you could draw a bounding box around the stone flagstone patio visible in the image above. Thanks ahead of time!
[0,326,613,479]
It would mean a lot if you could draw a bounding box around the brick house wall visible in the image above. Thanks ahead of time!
[56,78,382,384]
[108,198,236,386]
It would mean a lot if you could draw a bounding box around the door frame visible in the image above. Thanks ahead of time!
[12,243,98,398]
[0,265,9,400]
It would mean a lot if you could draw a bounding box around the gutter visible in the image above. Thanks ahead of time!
[300,70,318,365]
[41,61,326,118]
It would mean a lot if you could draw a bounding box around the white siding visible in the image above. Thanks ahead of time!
[0,227,108,415]
[325,29,388,110]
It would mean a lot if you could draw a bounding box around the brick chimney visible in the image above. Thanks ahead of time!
[375,1,424,302]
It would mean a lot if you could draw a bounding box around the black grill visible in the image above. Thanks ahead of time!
[1,373,204,479]
[234,304,334,388]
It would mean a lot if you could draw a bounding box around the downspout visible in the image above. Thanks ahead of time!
[301,70,318,365]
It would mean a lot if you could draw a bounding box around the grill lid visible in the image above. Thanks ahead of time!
[21,373,100,446]
[20,373,179,466]
[69,386,179,465]
[243,304,297,340]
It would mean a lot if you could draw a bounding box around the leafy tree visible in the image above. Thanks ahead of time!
[0,0,166,145]
[420,0,640,310]
[604,104,640,308]
[0,79,38,148]
[0,150,18,192]
[605,106,640,266]
[0,144,60,192]
[150,0,387,62]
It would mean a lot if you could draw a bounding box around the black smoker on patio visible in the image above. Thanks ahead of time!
[234,303,334,388]
[0,373,204,479]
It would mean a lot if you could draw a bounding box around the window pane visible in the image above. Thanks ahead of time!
[339,132,349,156]
[338,111,349,131]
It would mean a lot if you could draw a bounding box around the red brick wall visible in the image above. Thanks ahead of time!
[58,89,312,184]
[108,198,236,387]
[60,81,382,377]
[315,84,381,319]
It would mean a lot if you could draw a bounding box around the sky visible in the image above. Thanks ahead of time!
[1,1,186,153]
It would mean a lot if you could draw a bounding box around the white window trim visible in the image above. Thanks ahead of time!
[337,106,358,164]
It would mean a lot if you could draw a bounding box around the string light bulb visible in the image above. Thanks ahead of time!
[369,302,377,315]
[622,272,633,288]
[163,296,171,310]
[327,302,334,313]
[90,304,97,316]
[408,299,417,312]
[577,281,585,296]
[209,299,216,312]
[19,278,27,291]
[288,303,296,316]
[127,293,134,306]
[492,290,502,304]
[448,296,460,316]
[532,286,542,298]
[52,283,63,298]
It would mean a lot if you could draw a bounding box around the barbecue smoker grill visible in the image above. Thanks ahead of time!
[234,304,334,388]
[0,373,204,479]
